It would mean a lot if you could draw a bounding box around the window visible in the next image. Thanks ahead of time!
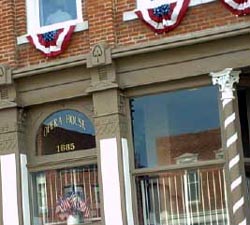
[29,109,100,225]
[131,86,222,169]
[36,109,96,155]
[185,170,200,203]
[31,165,100,225]
[26,0,83,33]
[131,85,229,225]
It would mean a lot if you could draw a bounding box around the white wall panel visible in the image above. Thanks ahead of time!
[100,138,123,225]
[1,154,19,225]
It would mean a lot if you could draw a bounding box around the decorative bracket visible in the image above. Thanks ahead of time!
[87,42,112,68]
[210,68,240,100]
[0,64,12,85]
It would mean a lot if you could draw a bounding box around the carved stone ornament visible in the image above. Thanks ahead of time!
[210,68,240,100]
[87,42,112,68]
[95,115,120,137]
[0,64,12,85]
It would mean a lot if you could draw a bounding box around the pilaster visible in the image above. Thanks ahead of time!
[87,44,134,225]
[0,64,29,225]
[211,68,247,225]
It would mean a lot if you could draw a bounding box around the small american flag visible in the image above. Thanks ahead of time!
[55,193,90,221]
[79,199,90,218]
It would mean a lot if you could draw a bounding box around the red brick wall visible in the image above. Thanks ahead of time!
[2,0,250,68]
[0,0,17,66]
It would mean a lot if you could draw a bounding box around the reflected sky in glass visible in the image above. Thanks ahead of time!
[43,109,95,135]
[131,86,220,168]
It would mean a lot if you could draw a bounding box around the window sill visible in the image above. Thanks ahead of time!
[17,21,88,45]
[123,0,216,21]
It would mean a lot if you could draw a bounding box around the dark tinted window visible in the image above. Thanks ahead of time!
[36,110,96,155]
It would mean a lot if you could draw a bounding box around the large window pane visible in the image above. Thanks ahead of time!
[39,0,77,26]
[31,165,100,225]
[131,86,221,168]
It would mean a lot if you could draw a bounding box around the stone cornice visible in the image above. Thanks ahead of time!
[12,22,250,79]
[112,22,250,58]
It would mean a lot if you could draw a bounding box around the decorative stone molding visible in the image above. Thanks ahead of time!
[94,114,127,138]
[210,68,240,100]
[118,94,126,115]
[175,153,198,164]
[17,108,27,132]
[86,63,118,93]
[0,132,18,153]
[87,42,112,68]
[0,64,12,85]
[0,79,17,109]
[0,122,18,134]
[94,115,120,137]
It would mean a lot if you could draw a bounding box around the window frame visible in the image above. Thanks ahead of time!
[26,0,83,34]
[126,80,226,225]
[25,99,101,225]
[185,170,201,204]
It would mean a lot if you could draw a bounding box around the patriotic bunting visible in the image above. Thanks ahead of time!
[135,0,190,34]
[221,0,250,16]
[27,25,75,57]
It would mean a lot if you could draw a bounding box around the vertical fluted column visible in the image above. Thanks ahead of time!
[211,68,247,225]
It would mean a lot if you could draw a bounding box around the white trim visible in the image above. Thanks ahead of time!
[229,153,240,170]
[231,176,242,191]
[20,154,31,225]
[238,219,247,225]
[1,154,19,225]
[226,132,238,148]
[100,138,123,225]
[224,112,236,129]
[123,0,216,21]
[233,197,244,213]
[17,21,88,45]
[121,138,135,225]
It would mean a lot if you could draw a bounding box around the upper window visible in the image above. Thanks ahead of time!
[36,109,96,156]
[26,0,83,33]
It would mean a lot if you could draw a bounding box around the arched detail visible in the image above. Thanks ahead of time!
[36,109,96,155]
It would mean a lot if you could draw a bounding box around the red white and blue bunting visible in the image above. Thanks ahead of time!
[221,0,250,16]
[27,25,75,57]
[135,0,190,34]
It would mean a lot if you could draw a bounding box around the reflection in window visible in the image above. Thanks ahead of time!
[36,109,96,155]
[136,167,228,225]
[31,165,100,225]
[130,86,221,168]
[186,170,200,203]
[39,0,77,26]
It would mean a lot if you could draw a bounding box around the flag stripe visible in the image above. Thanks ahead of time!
[27,25,75,57]
[221,0,250,15]
[135,0,190,33]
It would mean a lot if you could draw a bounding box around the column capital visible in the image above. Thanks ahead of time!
[210,68,240,100]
